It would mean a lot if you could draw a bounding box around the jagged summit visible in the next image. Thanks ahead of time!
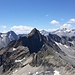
[7,31,18,39]
[7,30,15,33]
[19,28,45,53]
[27,28,41,37]
[30,28,38,32]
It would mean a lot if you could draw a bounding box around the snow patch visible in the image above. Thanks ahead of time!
[64,45,68,48]
[55,42,62,46]
[55,42,68,48]
[1,35,3,38]
[55,42,59,45]
[15,57,25,63]
[54,70,60,75]
[35,72,39,74]
[13,48,16,51]
[15,60,22,62]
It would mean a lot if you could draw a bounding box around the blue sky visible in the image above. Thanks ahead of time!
[0,0,75,34]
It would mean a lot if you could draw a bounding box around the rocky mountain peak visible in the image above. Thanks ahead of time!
[7,31,14,35]
[19,28,45,53]
[27,28,41,37]
[7,31,18,39]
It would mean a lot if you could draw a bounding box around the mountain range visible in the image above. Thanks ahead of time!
[41,28,75,37]
[0,28,75,50]
[0,28,75,75]
[52,28,75,37]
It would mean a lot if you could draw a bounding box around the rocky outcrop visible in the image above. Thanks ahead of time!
[0,46,29,72]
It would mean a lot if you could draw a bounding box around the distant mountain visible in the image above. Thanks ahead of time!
[52,28,75,37]
[0,31,18,49]
[40,30,50,36]
[40,28,75,37]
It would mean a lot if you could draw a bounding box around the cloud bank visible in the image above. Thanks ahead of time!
[11,25,33,34]
[0,18,75,34]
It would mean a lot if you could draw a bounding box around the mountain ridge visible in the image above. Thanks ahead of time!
[0,28,75,75]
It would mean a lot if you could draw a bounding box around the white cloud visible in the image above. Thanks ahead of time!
[60,23,72,29]
[68,18,75,23]
[50,20,60,26]
[1,25,7,29]
[11,25,33,34]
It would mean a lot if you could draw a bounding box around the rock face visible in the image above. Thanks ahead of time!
[0,46,29,72]
[0,28,75,75]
